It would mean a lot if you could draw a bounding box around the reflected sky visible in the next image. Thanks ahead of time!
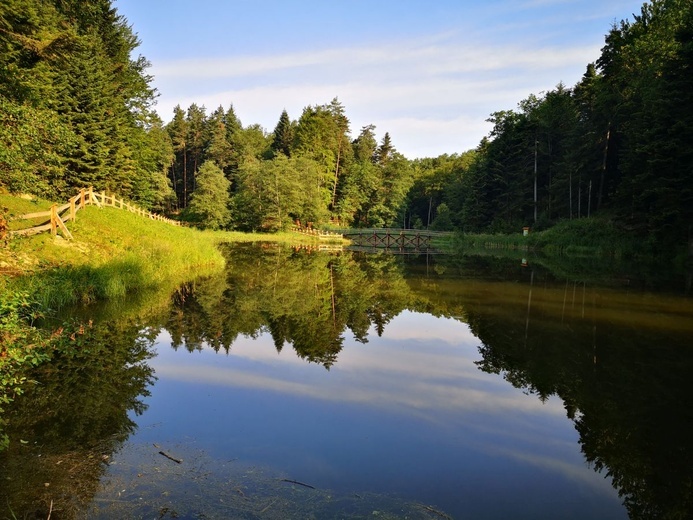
[126,310,626,519]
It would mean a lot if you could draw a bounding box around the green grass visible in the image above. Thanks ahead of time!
[2,201,226,308]
[455,217,649,259]
[0,193,53,216]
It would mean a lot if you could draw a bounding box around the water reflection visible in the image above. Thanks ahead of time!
[0,319,157,517]
[1,244,691,519]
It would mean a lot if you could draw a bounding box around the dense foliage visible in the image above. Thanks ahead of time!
[444,0,693,248]
[1,0,690,246]
[0,0,173,209]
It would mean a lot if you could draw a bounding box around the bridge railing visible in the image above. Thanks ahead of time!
[338,228,454,237]
[337,228,453,249]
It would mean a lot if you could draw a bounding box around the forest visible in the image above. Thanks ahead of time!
[1,0,691,248]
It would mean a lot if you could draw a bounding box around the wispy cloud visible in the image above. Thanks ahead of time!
[152,35,599,157]
[154,40,597,81]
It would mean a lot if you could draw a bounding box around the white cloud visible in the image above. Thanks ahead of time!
[150,33,601,157]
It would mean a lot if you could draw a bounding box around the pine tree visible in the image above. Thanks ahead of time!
[185,103,207,192]
[167,105,188,208]
[270,109,293,157]
[375,132,394,165]
[205,106,234,173]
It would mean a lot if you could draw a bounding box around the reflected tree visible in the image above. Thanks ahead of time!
[0,316,158,518]
[163,244,416,367]
[464,268,693,520]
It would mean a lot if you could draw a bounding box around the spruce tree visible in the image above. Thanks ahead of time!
[270,109,293,157]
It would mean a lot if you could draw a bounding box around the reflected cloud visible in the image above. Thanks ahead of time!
[155,312,566,423]
[155,360,564,419]
[489,444,618,496]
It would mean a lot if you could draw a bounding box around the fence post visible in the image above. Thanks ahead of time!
[70,197,76,222]
[80,188,85,209]
[50,204,57,237]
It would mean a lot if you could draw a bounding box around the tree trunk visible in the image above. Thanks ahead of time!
[569,169,573,220]
[331,140,342,209]
[598,126,610,210]
[183,147,188,208]
[533,139,538,223]
[427,195,433,229]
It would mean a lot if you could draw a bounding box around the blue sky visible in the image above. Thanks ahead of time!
[114,0,644,158]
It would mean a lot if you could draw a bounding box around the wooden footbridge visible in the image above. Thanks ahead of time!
[339,228,453,250]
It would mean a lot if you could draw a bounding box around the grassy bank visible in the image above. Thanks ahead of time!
[2,205,224,308]
[455,217,661,259]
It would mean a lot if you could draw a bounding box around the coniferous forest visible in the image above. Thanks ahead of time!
[1,0,692,249]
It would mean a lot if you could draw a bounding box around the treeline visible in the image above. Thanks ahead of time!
[168,100,415,231]
[1,0,691,246]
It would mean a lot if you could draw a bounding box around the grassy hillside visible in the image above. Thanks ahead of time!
[1,194,226,307]
[1,191,350,307]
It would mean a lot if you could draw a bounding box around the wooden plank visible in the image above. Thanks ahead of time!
[9,223,52,237]
[50,205,57,236]
[89,187,102,208]
[19,210,52,220]
[55,212,73,240]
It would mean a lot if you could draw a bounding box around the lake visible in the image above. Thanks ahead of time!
[1,243,692,519]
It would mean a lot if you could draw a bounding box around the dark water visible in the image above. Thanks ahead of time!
[2,244,692,519]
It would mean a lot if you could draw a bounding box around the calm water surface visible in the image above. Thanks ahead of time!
[2,244,692,519]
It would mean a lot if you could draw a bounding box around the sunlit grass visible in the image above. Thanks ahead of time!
[2,203,225,308]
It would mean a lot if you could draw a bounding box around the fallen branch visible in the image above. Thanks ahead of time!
[280,478,315,489]
[154,445,182,464]
[421,504,452,519]
[158,451,182,464]
[258,498,277,514]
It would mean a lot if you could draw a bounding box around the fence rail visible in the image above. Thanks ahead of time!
[290,226,344,240]
[8,187,179,241]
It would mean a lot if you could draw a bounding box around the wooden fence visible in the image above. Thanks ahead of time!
[290,226,344,240]
[8,187,179,241]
